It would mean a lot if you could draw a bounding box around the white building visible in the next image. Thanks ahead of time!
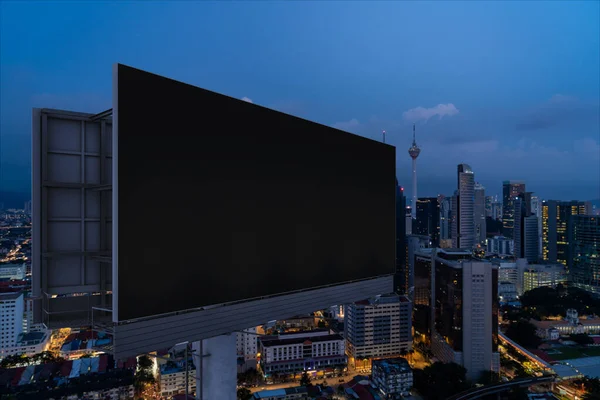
[159,349,196,398]
[0,292,24,357]
[523,263,568,294]
[3,331,51,358]
[345,294,412,361]
[236,326,258,372]
[372,357,413,398]
[430,259,500,381]
[258,329,346,376]
[0,263,26,280]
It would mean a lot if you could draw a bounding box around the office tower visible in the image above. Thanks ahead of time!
[491,201,503,221]
[408,124,421,220]
[569,215,600,294]
[440,197,452,241]
[452,164,475,249]
[405,206,413,235]
[431,255,499,381]
[345,294,412,361]
[502,181,526,239]
[395,180,408,295]
[514,193,538,263]
[0,292,24,356]
[485,196,494,218]
[542,200,588,265]
[415,197,440,247]
[414,249,499,380]
[474,183,486,244]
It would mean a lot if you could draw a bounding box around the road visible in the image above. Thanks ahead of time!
[249,375,352,393]
[446,376,555,400]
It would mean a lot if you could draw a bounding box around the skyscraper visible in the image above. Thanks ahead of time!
[440,197,452,241]
[395,180,407,295]
[502,181,526,239]
[345,294,412,361]
[514,193,539,263]
[474,183,486,245]
[542,200,588,265]
[452,164,475,249]
[569,215,600,294]
[408,124,421,220]
[415,197,440,247]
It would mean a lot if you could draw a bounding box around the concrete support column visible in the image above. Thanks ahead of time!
[193,334,237,400]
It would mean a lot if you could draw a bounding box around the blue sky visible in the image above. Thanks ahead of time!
[1,1,599,203]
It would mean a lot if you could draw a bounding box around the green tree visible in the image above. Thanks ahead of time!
[505,320,542,348]
[317,320,327,328]
[300,371,312,386]
[413,362,469,400]
[337,384,345,394]
[477,370,500,385]
[570,333,594,346]
[237,387,253,400]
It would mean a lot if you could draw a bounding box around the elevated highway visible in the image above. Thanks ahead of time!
[446,376,555,400]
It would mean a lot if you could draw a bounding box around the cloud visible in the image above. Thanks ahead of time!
[332,118,361,133]
[241,96,253,103]
[402,103,459,122]
[515,93,599,131]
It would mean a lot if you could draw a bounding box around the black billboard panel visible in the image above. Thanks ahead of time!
[115,64,395,321]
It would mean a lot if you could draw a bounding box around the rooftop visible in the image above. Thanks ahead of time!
[372,357,412,375]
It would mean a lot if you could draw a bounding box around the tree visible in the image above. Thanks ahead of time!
[317,320,327,328]
[337,384,345,394]
[300,371,312,386]
[138,355,153,371]
[237,387,253,400]
[505,320,542,348]
[570,333,594,346]
[413,362,469,400]
[477,370,500,385]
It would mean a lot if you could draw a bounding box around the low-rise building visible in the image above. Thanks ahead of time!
[0,262,26,280]
[237,326,259,372]
[258,329,346,377]
[498,282,518,302]
[523,264,568,294]
[372,357,413,399]
[252,386,309,399]
[530,309,600,337]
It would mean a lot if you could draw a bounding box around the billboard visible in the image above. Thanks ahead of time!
[114,64,396,322]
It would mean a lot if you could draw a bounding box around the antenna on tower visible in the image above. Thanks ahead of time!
[382,130,386,144]
[412,124,416,145]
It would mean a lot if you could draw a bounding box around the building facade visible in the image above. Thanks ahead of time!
[502,181,526,239]
[259,330,346,376]
[474,183,487,245]
[542,200,588,265]
[486,236,513,257]
[523,264,568,294]
[569,215,600,294]
[345,294,412,361]
[415,197,440,247]
[0,292,24,357]
[452,164,475,249]
[372,357,413,398]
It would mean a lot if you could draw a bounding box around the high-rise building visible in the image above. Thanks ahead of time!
[542,200,588,265]
[474,184,487,245]
[491,201,503,221]
[405,206,413,235]
[452,164,475,249]
[514,193,539,263]
[408,125,421,220]
[440,197,452,241]
[415,197,440,247]
[0,292,24,356]
[569,215,600,295]
[485,196,493,218]
[502,181,526,239]
[345,294,412,361]
[414,249,499,380]
[395,181,408,295]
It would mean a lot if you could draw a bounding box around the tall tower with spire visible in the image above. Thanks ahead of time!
[408,124,421,219]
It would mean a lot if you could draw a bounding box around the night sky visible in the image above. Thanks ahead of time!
[1,1,599,203]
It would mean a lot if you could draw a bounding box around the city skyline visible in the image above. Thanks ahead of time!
[1,1,599,203]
